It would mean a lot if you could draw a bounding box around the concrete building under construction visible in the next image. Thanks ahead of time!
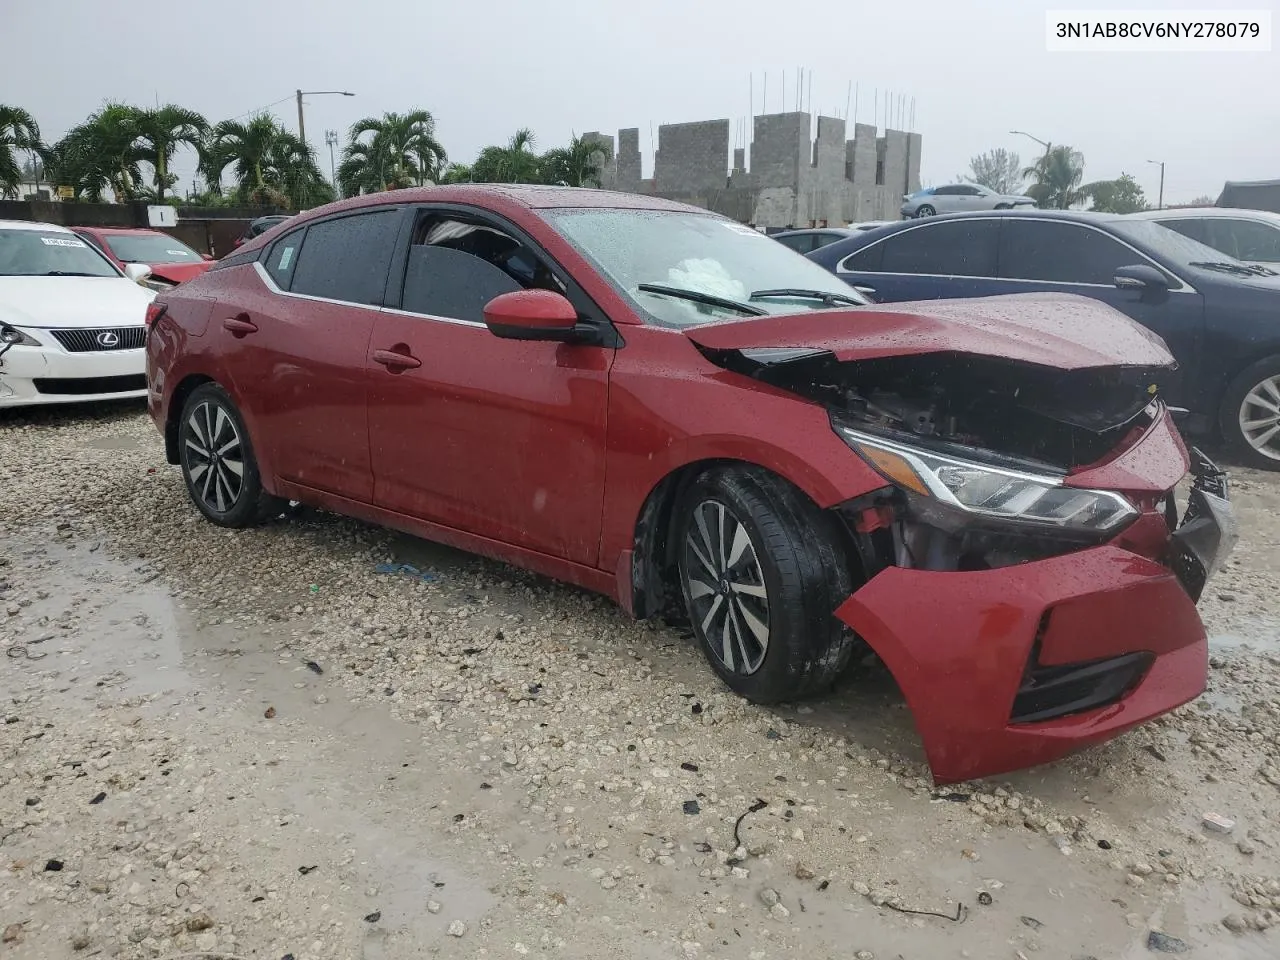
[583,112,922,229]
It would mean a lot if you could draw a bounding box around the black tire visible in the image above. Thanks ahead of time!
[178,383,283,526]
[915,204,936,217]
[1219,355,1280,471]
[673,466,857,703]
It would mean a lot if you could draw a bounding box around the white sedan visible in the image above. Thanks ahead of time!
[0,220,156,408]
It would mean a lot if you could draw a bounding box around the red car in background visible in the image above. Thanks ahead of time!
[72,227,214,289]
[144,185,1236,783]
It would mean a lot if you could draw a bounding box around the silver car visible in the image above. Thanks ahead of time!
[1127,207,1280,270]
[901,184,1036,218]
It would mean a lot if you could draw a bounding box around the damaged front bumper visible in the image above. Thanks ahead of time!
[835,447,1236,784]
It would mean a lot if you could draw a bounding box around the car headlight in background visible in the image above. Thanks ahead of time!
[0,323,40,347]
[834,423,1136,533]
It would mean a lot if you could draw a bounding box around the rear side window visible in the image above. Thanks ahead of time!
[841,240,884,272]
[999,220,1138,285]
[289,210,402,305]
[1157,218,1210,246]
[876,220,1000,276]
[776,234,816,254]
[263,229,304,289]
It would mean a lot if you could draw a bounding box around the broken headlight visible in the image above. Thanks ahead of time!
[0,323,40,347]
[835,424,1136,534]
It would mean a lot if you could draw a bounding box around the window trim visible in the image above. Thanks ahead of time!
[836,216,1197,293]
[383,203,622,346]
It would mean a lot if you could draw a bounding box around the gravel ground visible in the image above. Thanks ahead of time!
[2,401,1279,960]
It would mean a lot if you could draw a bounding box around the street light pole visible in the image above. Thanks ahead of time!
[325,129,339,192]
[295,90,355,151]
[1010,129,1052,159]
[1147,159,1165,209]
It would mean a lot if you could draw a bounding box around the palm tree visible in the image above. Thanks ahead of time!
[337,110,446,196]
[438,162,473,184]
[539,133,605,188]
[471,128,540,184]
[132,105,208,202]
[1022,145,1087,209]
[1,105,42,198]
[203,115,330,209]
[53,104,146,201]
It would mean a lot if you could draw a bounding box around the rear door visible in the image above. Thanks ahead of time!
[996,218,1204,402]
[366,206,614,565]
[223,208,404,502]
[834,218,1004,302]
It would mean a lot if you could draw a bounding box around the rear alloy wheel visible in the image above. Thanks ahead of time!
[675,467,857,703]
[915,204,936,217]
[179,383,282,526]
[1221,356,1280,470]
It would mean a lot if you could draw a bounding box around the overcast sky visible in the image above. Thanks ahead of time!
[5,0,1276,204]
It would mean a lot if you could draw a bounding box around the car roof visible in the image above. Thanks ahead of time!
[774,227,855,237]
[0,219,73,233]
[1128,207,1280,222]
[74,226,173,237]
[235,185,724,256]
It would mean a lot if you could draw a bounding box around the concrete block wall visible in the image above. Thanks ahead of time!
[654,119,730,194]
[616,128,642,192]
[848,124,879,187]
[597,111,921,228]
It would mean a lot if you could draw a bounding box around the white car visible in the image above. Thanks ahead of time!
[1127,207,1280,270]
[0,220,156,408]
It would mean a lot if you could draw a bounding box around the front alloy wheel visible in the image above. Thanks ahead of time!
[674,466,857,703]
[682,500,771,675]
[1238,374,1280,462]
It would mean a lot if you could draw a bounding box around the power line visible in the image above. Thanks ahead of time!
[226,95,296,123]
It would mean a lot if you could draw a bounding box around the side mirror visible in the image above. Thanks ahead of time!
[124,263,153,283]
[1114,264,1170,292]
[483,290,580,341]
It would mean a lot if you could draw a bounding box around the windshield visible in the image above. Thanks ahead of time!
[1111,219,1253,272]
[103,233,202,264]
[0,228,121,278]
[542,208,870,328]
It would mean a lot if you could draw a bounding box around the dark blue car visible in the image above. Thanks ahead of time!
[808,210,1280,469]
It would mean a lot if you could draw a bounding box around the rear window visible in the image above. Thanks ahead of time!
[103,233,202,264]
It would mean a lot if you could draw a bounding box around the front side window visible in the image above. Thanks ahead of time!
[1209,219,1280,263]
[103,233,202,264]
[289,210,402,305]
[543,208,869,329]
[876,219,1000,276]
[400,215,565,323]
[0,228,121,278]
[999,220,1139,285]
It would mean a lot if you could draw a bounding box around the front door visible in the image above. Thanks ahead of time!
[995,218,1205,404]
[366,209,614,565]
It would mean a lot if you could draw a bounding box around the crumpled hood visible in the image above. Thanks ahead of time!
[0,276,154,329]
[685,292,1175,371]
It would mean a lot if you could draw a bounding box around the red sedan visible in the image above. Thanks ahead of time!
[73,227,214,288]
[144,186,1236,783]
